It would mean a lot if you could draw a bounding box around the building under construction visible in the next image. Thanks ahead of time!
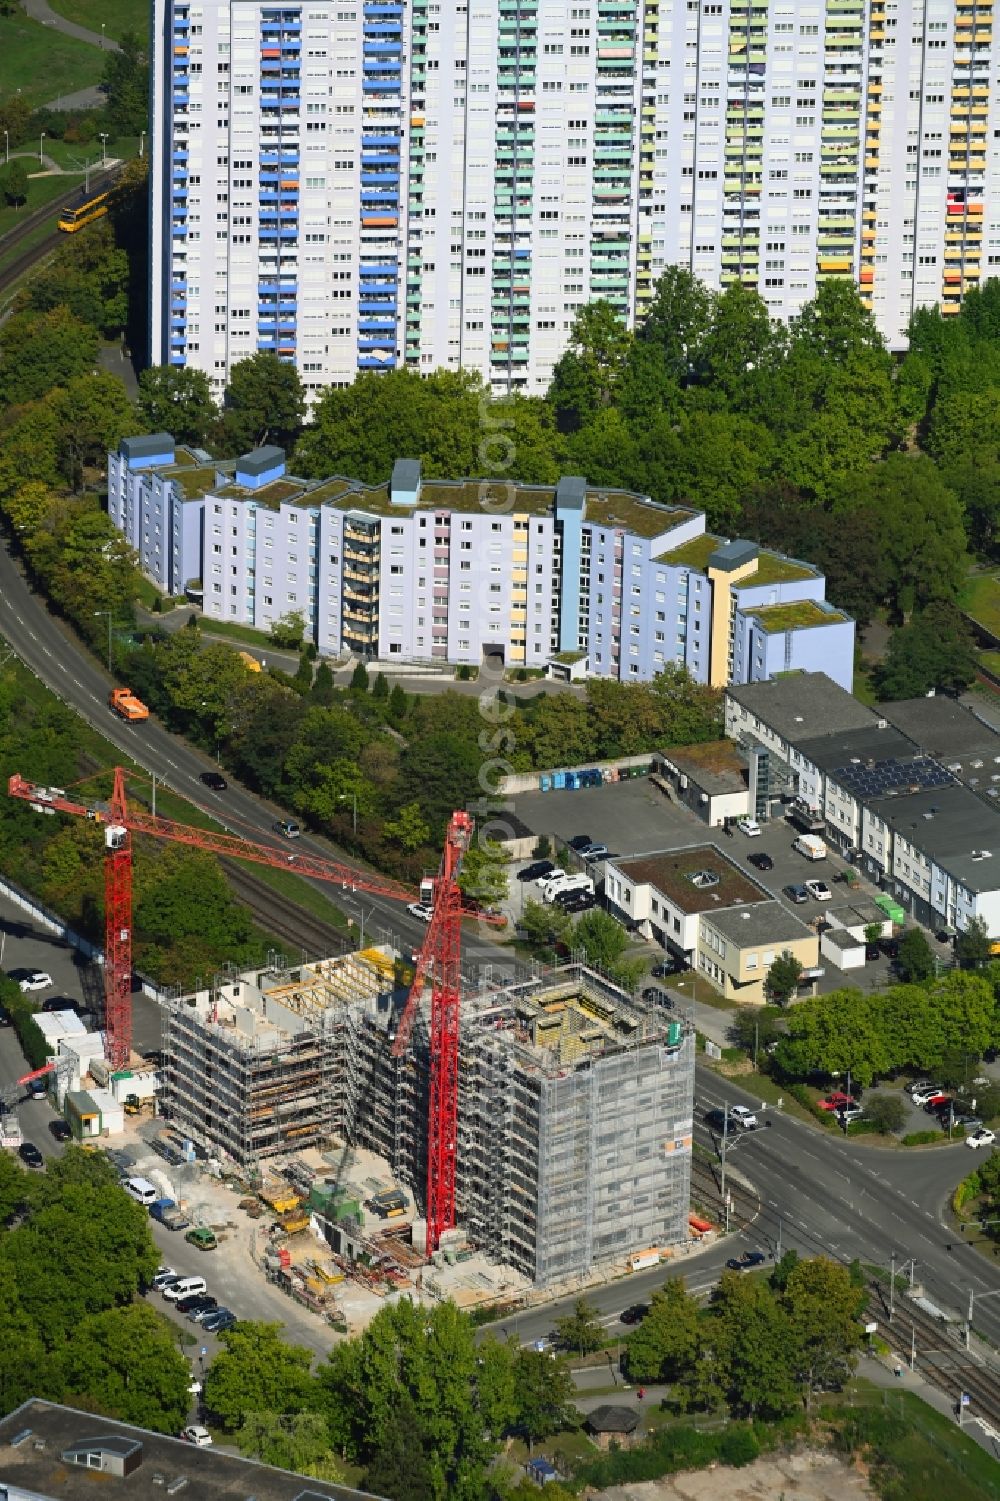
[159,955,694,1285]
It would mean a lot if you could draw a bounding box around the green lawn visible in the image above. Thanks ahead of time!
[961,573,1000,640]
[0,13,102,108]
[0,173,69,239]
[47,0,147,42]
[855,1388,1000,1501]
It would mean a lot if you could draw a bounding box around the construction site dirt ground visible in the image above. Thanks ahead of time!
[118,1121,530,1349]
[584,1448,874,1501]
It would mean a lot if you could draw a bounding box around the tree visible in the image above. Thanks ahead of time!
[57,1303,191,1432]
[102,30,150,134]
[895,927,935,983]
[372,671,389,700]
[840,456,966,616]
[512,1349,578,1450]
[457,839,508,907]
[47,372,135,492]
[0,160,28,209]
[554,1297,603,1355]
[382,800,431,853]
[311,661,335,705]
[779,1257,864,1409]
[350,662,370,694]
[711,1272,800,1420]
[729,1005,785,1060]
[136,366,216,445]
[270,609,306,649]
[397,731,481,836]
[548,300,632,431]
[388,682,408,723]
[624,1278,702,1389]
[203,1322,317,1432]
[957,916,994,971]
[236,1411,342,1476]
[363,1391,434,1501]
[862,1092,906,1135]
[518,897,570,958]
[222,352,306,452]
[0,306,99,407]
[639,266,714,384]
[874,603,977,699]
[316,1299,513,1501]
[765,951,803,1006]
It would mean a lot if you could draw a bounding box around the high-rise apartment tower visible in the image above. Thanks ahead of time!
[151,0,998,396]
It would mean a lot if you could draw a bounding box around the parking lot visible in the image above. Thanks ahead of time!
[503,781,930,994]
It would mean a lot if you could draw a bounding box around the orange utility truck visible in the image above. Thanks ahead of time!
[108,687,149,722]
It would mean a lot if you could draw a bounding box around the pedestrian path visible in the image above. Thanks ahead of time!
[21,0,119,52]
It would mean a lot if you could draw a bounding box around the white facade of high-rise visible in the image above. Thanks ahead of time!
[151,0,1000,397]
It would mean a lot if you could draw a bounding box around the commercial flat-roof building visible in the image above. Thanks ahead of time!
[604,843,819,1003]
[724,673,1000,936]
[109,438,854,685]
[0,1399,387,1501]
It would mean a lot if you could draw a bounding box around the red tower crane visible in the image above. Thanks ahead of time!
[7,768,488,1253]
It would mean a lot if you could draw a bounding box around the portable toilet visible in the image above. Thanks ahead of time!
[554,771,566,789]
[540,774,551,792]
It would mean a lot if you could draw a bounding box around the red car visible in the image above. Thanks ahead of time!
[818,1091,856,1112]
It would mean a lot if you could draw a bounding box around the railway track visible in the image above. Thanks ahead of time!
[0,165,120,301]
[221,859,352,962]
[867,1277,1000,1430]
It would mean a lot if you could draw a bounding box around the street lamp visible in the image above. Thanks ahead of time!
[339,792,357,835]
[101,20,106,45]
[965,1286,1000,1349]
[93,611,113,675]
[3,131,7,164]
[139,130,146,157]
[39,131,45,164]
[99,133,108,167]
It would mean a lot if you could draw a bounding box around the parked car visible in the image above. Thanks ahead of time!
[518,860,555,883]
[40,996,76,1013]
[180,1426,213,1447]
[201,1309,237,1334]
[583,843,609,863]
[188,1300,221,1324]
[954,1115,983,1131]
[0,1006,10,1027]
[804,879,833,902]
[18,1142,43,1169]
[176,1292,214,1314]
[274,819,301,839]
[48,1120,72,1142]
[726,1250,767,1272]
[967,1128,996,1150]
[406,902,434,923]
[25,1077,48,1100]
[906,1079,934,1097]
[619,1304,648,1326]
[783,884,810,905]
[651,957,687,977]
[818,1091,857,1111]
[865,944,881,961]
[200,771,228,791]
[922,1093,951,1113]
[880,937,900,960]
[563,894,597,914]
[188,1377,203,1397]
[736,817,762,837]
[837,1104,864,1125]
[568,834,594,852]
[18,971,52,993]
[747,851,775,871]
[911,1086,945,1106]
[151,1267,179,1290]
[729,1105,758,1130]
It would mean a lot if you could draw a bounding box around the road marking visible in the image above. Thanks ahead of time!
[41,647,52,658]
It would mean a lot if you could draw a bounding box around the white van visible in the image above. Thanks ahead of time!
[123,1176,159,1207]
[163,1275,208,1302]
[792,834,827,861]
[541,872,585,902]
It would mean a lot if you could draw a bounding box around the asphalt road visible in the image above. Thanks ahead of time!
[0,541,514,985]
